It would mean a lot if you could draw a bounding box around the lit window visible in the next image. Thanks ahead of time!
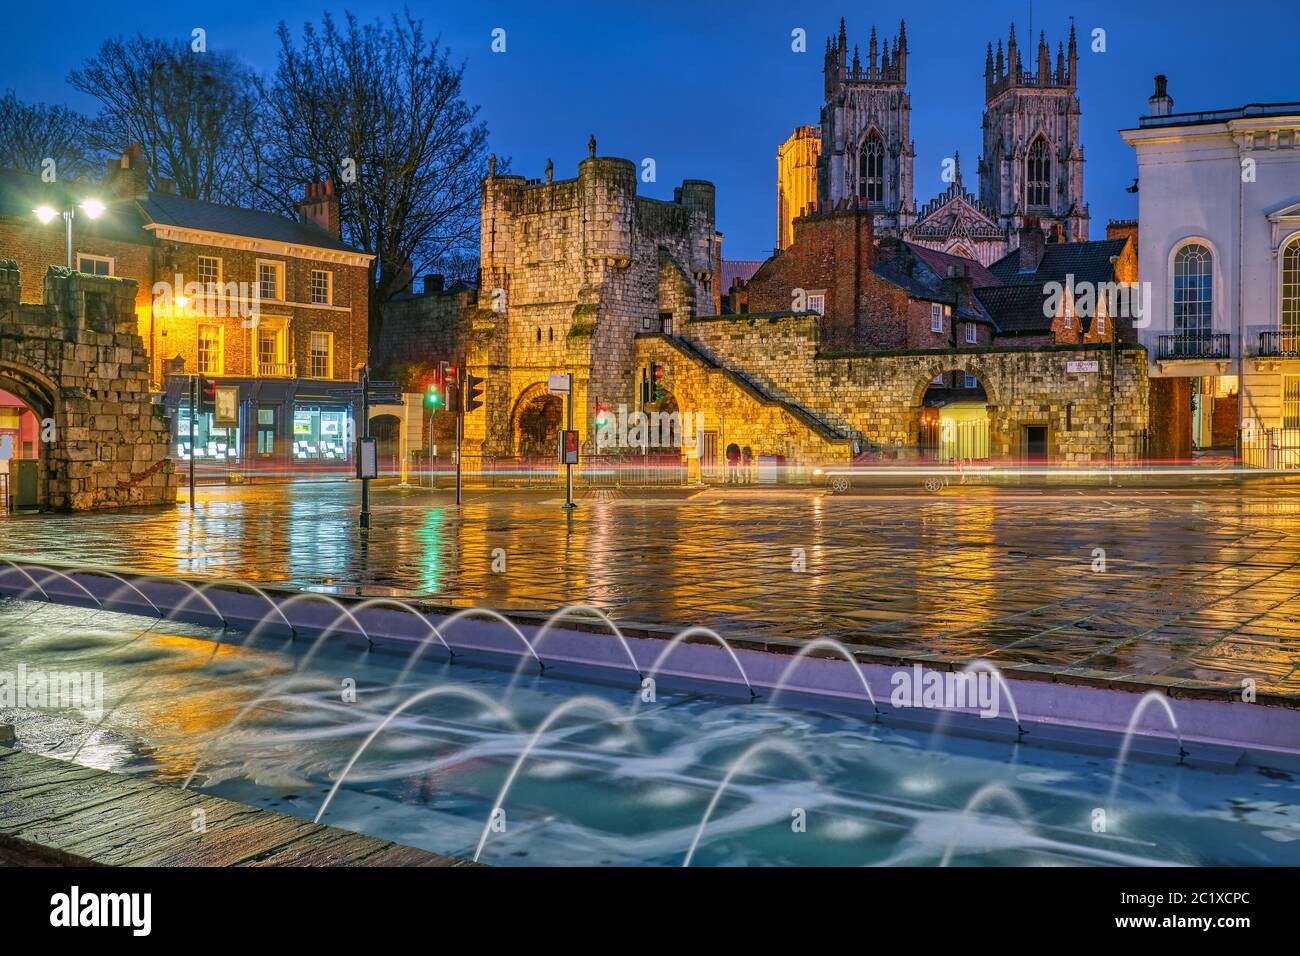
[1173,243,1213,335]
[197,325,222,375]
[257,262,282,301]
[1285,376,1300,429]
[1096,315,1106,335]
[76,254,112,276]
[310,269,331,305]
[310,332,332,378]
[197,256,220,292]
[930,303,944,332]
[1282,239,1300,342]
[965,323,977,344]
[807,293,825,315]
[1027,137,1051,208]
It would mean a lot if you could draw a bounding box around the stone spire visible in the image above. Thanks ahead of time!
[852,44,861,74]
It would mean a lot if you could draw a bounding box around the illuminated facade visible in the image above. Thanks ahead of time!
[777,126,820,251]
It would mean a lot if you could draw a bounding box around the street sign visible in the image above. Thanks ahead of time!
[559,429,579,465]
[357,437,378,479]
[213,385,240,426]
[548,373,571,395]
[1066,360,1099,373]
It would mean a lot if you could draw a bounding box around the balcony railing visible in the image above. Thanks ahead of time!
[256,360,296,377]
[1155,333,1231,360]
[1258,330,1300,357]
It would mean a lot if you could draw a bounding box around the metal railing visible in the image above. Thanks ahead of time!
[1156,332,1231,360]
[0,471,8,512]
[1241,427,1300,469]
[1257,330,1300,357]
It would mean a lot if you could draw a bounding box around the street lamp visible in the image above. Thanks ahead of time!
[33,198,106,270]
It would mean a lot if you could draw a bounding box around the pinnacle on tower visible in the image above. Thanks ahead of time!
[869,25,878,69]
[985,41,994,76]
[852,44,861,73]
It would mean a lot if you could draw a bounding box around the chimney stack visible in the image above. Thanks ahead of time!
[107,144,149,198]
[1018,216,1046,272]
[1148,75,1174,117]
[299,178,341,239]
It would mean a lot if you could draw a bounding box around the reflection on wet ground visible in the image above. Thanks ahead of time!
[3,482,1300,697]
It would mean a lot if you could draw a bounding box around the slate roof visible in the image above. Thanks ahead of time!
[905,243,1000,288]
[973,285,1058,336]
[987,238,1128,287]
[869,242,996,324]
[720,259,763,292]
[137,192,362,254]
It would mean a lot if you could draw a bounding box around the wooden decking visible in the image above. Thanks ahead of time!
[0,747,473,866]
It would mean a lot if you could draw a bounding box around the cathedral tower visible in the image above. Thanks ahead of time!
[979,22,1089,243]
[817,18,915,235]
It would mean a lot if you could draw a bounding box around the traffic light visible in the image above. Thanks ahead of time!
[594,403,610,428]
[651,362,667,402]
[198,376,217,416]
[423,381,443,410]
[464,373,485,413]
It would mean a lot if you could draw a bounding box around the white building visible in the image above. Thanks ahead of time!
[1122,78,1300,463]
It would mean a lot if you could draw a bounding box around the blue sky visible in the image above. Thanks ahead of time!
[3,0,1297,260]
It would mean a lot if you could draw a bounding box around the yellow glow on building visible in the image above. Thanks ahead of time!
[777,126,820,251]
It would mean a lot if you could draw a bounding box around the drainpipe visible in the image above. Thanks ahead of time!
[1235,132,1246,466]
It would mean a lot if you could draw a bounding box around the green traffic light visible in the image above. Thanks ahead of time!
[425,386,442,409]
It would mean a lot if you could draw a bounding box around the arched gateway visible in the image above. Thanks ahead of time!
[0,263,176,510]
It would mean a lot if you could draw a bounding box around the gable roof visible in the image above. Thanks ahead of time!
[973,285,1056,335]
[905,243,1000,288]
[987,238,1128,287]
[136,192,362,254]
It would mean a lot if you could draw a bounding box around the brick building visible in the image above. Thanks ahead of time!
[0,146,373,474]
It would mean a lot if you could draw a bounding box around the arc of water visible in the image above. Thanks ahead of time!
[472,696,642,863]
[341,599,452,684]
[642,626,755,702]
[198,579,296,636]
[766,638,878,713]
[84,570,163,618]
[133,574,228,628]
[429,607,542,673]
[963,660,1024,734]
[315,685,519,823]
[682,738,815,867]
[249,593,377,674]
[24,565,103,609]
[0,559,51,602]
[1107,690,1185,808]
[181,675,340,789]
[528,605,642,679]
[939,782,1034,867]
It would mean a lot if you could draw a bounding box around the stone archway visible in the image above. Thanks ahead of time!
[510,382,564,459]
[0,362,58,509]
[907,360,999,457]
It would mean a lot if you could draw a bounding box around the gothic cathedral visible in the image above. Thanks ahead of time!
[807,18,1089,265]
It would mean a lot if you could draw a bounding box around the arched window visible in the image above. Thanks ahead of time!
[1283,238,1300,340]
[1026,137,1051,208]
[1173,243,1213,335]
[858,132,884,204]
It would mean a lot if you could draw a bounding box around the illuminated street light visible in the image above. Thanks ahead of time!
[32,196,107,269]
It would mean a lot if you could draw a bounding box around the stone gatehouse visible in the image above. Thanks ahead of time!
[0,262,176,510]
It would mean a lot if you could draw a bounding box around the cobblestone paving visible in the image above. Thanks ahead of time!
[4,482,1300,697]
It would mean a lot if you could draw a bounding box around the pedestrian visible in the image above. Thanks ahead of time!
[741,446,753,483]
[725,443,740,483]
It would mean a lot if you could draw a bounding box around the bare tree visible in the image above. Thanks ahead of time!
[263,9,494,343]
[67,35,265,204]
[0,90,97,179]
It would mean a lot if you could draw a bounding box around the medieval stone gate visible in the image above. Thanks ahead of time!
[0,262,176,511]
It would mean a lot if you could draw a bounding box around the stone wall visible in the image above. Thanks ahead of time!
[0,262,177,510]
[683,312,1149,461]
[373,282,476,384]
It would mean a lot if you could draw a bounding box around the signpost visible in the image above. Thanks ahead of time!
[551,373,577,510]
[188,377,197,509]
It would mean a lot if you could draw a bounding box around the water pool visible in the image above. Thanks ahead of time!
[1,597,1298,867]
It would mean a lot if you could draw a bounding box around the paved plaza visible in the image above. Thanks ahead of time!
[3,481,1300,698]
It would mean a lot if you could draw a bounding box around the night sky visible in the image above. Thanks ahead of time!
[3,0,1297,260]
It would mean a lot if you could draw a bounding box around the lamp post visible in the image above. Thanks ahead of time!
[33,198,106,270]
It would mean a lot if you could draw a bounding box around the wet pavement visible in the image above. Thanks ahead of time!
[3,481,1300,698]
